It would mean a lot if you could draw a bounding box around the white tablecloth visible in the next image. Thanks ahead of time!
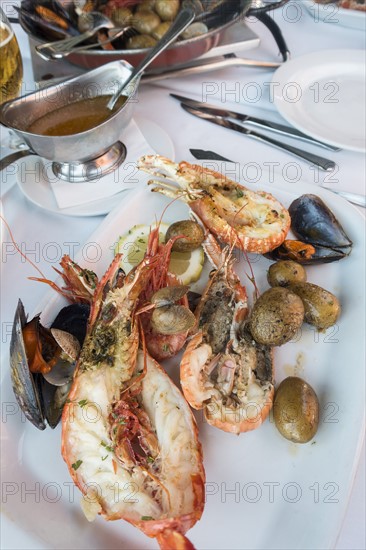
[0,1,365,548]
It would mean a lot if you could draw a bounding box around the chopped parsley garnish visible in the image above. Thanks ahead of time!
[146,456,154,464]
[141,516,154,521]
[101,455,108,461]
[101,441,114,452]
[78,399,88,408]
[72,460,82,471]
[236,189,244,198]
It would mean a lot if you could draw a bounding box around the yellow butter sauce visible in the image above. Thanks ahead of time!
[27,95,127,136]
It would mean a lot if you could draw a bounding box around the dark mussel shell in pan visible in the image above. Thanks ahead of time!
[18,0,79,40]
[266,194,353,264]
[51,0,79,28]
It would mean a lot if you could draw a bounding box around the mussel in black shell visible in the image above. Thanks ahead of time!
[266,194,353,264]
[10,300,90,430]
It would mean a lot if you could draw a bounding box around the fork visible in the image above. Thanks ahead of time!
[35,12,116,60]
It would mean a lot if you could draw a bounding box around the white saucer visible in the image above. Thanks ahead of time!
[16,118,175,217]
[273,50,366,153]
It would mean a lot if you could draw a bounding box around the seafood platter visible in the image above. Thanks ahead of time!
[5,155,365,549]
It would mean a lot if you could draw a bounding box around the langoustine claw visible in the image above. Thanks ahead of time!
[62,254,205,548]
[137,155,291,254]
[180,233,274,434]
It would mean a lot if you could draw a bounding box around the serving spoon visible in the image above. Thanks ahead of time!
[107,0,249,110]
[107,0,201,110]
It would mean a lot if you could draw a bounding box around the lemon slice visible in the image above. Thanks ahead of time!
[115,223,204,285]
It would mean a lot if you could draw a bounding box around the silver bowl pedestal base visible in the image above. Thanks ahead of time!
[52,142,127,183]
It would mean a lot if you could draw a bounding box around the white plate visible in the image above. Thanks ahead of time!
[15,118,175,217]
[273,50,366,152]
[302,0,366,30]
[1,165,365,550]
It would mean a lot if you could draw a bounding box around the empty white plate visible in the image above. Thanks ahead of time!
[273,50,366,152]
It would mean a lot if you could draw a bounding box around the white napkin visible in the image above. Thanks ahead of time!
[50,119,154,209]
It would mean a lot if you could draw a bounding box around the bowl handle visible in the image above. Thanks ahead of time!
[0,150,36,172]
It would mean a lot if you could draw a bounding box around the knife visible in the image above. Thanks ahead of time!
[189,149,233,162]
[182,105,336,172]
[170,93,340,152]
[189,149,365,208]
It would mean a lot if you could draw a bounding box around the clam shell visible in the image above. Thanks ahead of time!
[151,285,189,307]
[50,328,80,361]
[151,304,196,335]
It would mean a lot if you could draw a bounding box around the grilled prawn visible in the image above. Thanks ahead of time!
[137,155,291,254]
[180,234,274,434]
[62,254,205,549]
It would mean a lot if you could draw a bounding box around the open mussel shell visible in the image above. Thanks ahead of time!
[10,300,46,430]
[267,194,353,264]
[18,0,79,40]
[9,301,90,430]
[289,194,353,249]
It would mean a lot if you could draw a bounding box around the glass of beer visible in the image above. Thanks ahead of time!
[0,7,23,104]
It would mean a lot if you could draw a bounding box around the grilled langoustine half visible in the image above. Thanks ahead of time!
[61,254,205,550]
[137,155,291,254]
[180,233,274,434]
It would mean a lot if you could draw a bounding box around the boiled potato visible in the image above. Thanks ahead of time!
[155,0,180,21]
[136,0,156,11]
[273,376,319,443]
[131,11,161,34]
[165,220,204,252]
[110,7,133,26]
[289,282,340,330]
[152,21,171,40]
[126,34,158,49]
[249,287,304,346]
[267,260,307,287]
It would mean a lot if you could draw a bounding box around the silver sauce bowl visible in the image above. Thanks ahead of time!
[0,61,140,181]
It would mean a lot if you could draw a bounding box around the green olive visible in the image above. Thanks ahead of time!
[126,34,158,49]
[288,282,340,330]
[249,287,304,346]
[165,220,204,252]
[131,11,161,35]
[267,260,307,288]
[273,376,319,443]
[155,0,180,21]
